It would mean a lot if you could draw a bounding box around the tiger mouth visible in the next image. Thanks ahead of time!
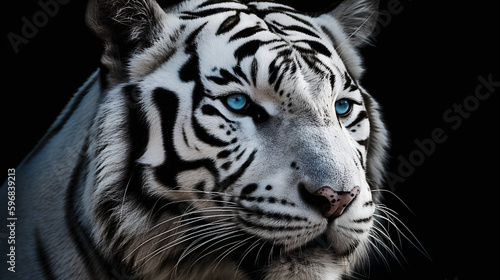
[303,233,361,258]
[235,182,364,252]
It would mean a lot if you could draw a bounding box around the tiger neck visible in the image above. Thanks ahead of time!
[12,70,116,278]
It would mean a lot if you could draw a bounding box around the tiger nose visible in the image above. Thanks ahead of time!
[313,186,360,218]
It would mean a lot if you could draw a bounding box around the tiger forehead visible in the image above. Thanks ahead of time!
[175,0,359,113]
[185,1,333,57]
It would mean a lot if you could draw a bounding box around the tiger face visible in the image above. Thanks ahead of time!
[86,0,387,278]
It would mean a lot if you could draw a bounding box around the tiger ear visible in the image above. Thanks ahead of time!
[318,0,379,48]
[86,0,167,85]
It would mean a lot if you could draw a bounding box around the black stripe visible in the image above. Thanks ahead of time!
[229,25,265,42]
[118,84,182,222]
[216,12,240,35]
[297,39,332,57]
[157,88,229,150]
[196,0,242,9]
[247,3,299,15]
[235,148,246,160]
[217,149,232,158]
[179,24,206,82]
[268,57,279,85]
[234,39,281,63]
[267,21,289,36]
[329,72,336,91]
[355,147,365,169]
[273,64,288,92]
[275,11,317,30]
[117,165,191,224]
[35,228,57,280]
[92,85,149,245]
[153,88,220,190]
[237,216,310,231]
[180,7,245,20]
[338,225,365,234]
[180,54,200,82]
[124,84,150,162]
[353,216,373,223]
[245,3,313,28]
[233,65,250,84]
[153,88,182,189]
[290,44,316,56]
[240,206,308,222]
[357,138,369,147]
[348,84,359,92]
[363,201,374,207]
[234,40,263,62]
[345,110,368,129]
[320,25,340,50]
[201,104,235,123]
[216,150,257,192]
[343,73,359,92]
[297,51,330,75]
[206,68,243,85]
[222,161,232,170]
[192,114,230,146]
[241,183,258,195]
[343,72,352,91]
[195,181,206,198]
[250,58,258,86]
[283,25,321,38]
[182,126,190,148]
[65,141,117,279]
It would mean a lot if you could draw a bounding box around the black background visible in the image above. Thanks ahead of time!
[1,1,499,279]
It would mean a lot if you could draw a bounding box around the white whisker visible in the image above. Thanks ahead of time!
[375,206,431,260]
[138,223,239,269]
[147,198,239,224]
[211,235,255,272]
[178,224,241,263]
[254,238,269,266]
[370,225,404,266]
[366,235,391,270]
[372,189,416,216]
[119,163,139,224]
[176,226,243,273]
[151,217,236,247]
[236,237,263,272]
[124,216,235,261]
[148,203,241,232]
[366,202,431,272]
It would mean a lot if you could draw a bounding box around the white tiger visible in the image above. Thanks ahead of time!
[0,0,389,279]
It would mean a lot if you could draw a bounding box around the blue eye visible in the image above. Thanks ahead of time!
[226,94,248,111]
[335,99,352,116]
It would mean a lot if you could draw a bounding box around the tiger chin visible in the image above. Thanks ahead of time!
[1,0,390,279]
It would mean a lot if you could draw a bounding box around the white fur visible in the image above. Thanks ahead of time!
[1,1,389,279]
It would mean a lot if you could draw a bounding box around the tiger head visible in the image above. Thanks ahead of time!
[86,0,388,278]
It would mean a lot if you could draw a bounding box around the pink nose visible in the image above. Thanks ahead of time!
[314,186,360,218]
